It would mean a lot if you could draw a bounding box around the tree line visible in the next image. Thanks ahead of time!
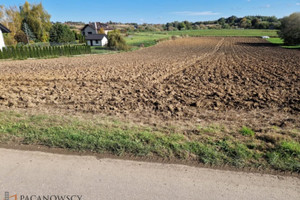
[125,13,299,45]
[126,15,282,32]
[0,1,84,46]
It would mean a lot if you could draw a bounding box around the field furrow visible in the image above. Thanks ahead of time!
[0,37,299,125]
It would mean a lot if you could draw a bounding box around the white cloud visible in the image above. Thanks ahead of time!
[172,11,220,16]
[296,3,300,6]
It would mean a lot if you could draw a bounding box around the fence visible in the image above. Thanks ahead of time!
[0,45,91,60]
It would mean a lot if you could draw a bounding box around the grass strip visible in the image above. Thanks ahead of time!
[267,38,300,49]
[0,111,299,173]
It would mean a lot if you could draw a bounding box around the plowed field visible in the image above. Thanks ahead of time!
[0,37,299,126]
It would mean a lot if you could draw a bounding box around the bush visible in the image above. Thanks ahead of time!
[107,30,129,51]
[14,31,29,44]
[278,12,300,45]
[3,34,15,46]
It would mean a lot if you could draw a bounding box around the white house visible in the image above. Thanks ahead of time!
[0,23,11,50]
[81,22,113,36]
[85,34,108,46]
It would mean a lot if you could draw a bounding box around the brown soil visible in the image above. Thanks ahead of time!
[0,37,299,128]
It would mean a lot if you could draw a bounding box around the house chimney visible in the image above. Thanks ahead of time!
[94,22,97,33]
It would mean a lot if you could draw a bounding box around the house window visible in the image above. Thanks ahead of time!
[88,32,92,35]
[95,40,99,44]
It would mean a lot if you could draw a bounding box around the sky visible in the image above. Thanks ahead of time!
[1,0,300,23]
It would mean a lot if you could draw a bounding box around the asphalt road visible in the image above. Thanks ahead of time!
[0,148,299,200]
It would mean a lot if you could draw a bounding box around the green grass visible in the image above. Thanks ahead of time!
[83,29,281,55]
[0,111,299,173]
[239,126,255,137]
[267,38,300,49]
[88,33,170,54]
[90,46,119,54]
[125,33,170,48]
[123,29,279,50]
[197,124,224,134]
[89,33,170,54]
[267,141,300,171]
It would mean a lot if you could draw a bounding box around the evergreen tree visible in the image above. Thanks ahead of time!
[28,47,32,58]
[19,46,24,59]
[49,46,53,56]
[34,47,38,58]
[22,22,36,43]
[2,48,7,59]
[37,47,41,58]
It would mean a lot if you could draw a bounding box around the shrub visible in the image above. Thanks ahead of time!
[107,30,129,51]
[14,31,29,44]
[278,12,300,45]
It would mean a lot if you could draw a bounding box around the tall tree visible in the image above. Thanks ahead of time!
[217,18,226,26]
[22,22,35,43]
[49,23,75,44]
[98,28,105,34]
[1,6,22,45]
[20,1,51,42]
[226,16,237,26]
[178,22,186,30]
[183,21,192,30]
[240,18,251,28]
[278,12,300,45]
[251,18,260,28]
[0,5,4,20]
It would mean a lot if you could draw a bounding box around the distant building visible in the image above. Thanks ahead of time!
[262,36,270,39]
[85,34,108,46]
[0,23,11,50]
[81,22,114,36]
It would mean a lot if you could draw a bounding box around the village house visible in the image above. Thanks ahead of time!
[81,22,113,47]
[0,23,11,50]
[85,34,108,46]
[81,22,114,36]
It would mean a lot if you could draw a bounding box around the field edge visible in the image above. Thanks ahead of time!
[0,110,299,175]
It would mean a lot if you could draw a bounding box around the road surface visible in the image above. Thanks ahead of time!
[0,148,299,200]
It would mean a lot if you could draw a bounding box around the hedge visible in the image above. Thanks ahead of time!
[0,45,91,60]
